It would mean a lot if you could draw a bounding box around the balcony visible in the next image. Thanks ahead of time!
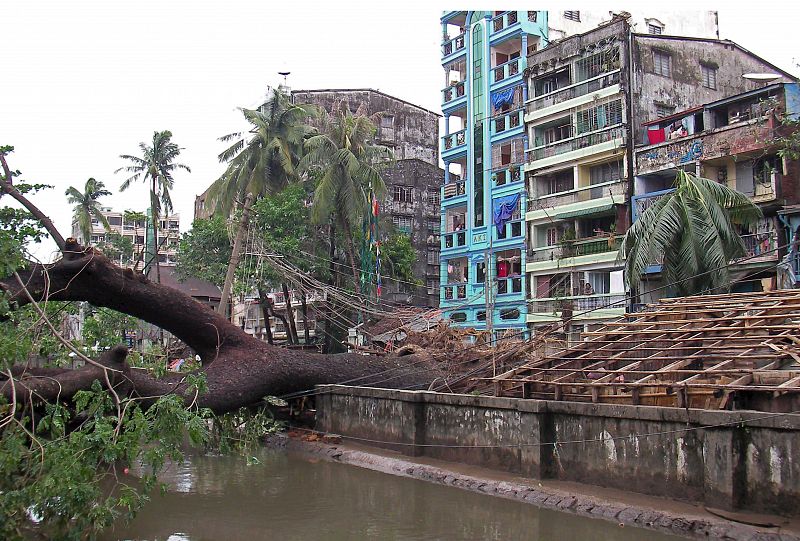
[530,293,627,315]
[443,283,467,301]
[531,179,626,210]
[736,232,778,263]
[528,236,621,262]
[442,33,466,59]
[442,129,467,153]
[492,58,521,84]
[443,179,466,199]
[491,109,523,136]
[496,276,523,295]
[443,230,467,249]
[492,164,522,186]
[442,81,466,105]
[529,71,621,112]
[632,188,675,221]
[529,126,625,163]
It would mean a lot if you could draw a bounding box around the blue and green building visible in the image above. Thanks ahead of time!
[439,11,548,336]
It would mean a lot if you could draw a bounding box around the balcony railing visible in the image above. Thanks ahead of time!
[529,125,625,162]
[493,58,520,84]
[752,174,778,203]
[442,81,466,104]
[492,164,522,186]
[491,10,519,33]
[442,33,466,57]
[497,219,523,240]
[492,109,523,134]
[738,232,778,262]
[496,276,523,295]
[443,283,467,300]
[442,129,467,152]
[531,179,626,209]
[528,235,620,262]
[443,179,466,198]
[443,230,467,249]
[632,188,675,220]
[529,70,621,111]
[530,293,627,314]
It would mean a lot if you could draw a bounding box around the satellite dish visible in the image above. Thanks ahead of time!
[743,73,781,82]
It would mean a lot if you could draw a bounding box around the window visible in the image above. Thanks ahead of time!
[476,311,487,321]
[393,185,413,203]
[427,189,441,206]
[701,64,717,90]
[476,261,486,283]
[575,99,623,134]
[564,11,580,21]
[647,24,662,35]
[655,103,675,118]
[392,215,413,234]
[589,160,624,185]
[380,115,394,129]
[426,279,439,295]
[450,312,467,323]
[108,216,122,226]
[653,50,671,77]
[527,11,537,22]
[546,227,560,246]
[427,219,441,233]
[427,249,439,265]
[500,308,520,320]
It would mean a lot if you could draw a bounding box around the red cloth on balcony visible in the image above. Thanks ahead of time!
[647,128,666,145]
[497,261,510,278]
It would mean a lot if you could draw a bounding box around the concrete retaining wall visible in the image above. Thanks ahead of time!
[315,385,800,516]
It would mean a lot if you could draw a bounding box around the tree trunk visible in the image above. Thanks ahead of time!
[282,283,299,345]
[151,178,161,285]
[339,215,365,325]
[323,220,336,353]
[300,290,311,344]
[257,287,274,345]
[0,240,445,413]
[217,192,254,320]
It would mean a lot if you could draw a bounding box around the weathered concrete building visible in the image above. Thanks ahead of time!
[634,82,800,301]
[523,17,797,338]
[292,88,443,308]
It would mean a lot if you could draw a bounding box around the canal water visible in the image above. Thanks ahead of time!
[102,449,681,541]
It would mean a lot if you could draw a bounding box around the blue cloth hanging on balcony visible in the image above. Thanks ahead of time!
[491,86,517,110]
[492,193,521,234]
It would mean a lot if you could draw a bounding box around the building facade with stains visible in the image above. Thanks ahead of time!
[523,17,797,339]
[634,82,800,302]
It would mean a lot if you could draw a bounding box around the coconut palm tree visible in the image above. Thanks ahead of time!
[619,170,762,297]
[299,100,393,297]
[65,178,112,244]
[207,88,317,317]
[123,210,147,270]
[116,131,190,283]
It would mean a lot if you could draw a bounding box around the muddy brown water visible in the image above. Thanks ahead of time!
[101,449,681,541]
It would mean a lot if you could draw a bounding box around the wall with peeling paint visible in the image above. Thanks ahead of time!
[316,385,800,516]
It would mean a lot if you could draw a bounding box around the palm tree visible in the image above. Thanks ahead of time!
[123,210,147,270]
[65,178,112,244]
[116,131,190,283]
[299,101,393,298]
[207,88,317,317]
[619,170,762,297]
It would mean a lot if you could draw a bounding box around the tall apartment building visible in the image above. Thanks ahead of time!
[72,207,181,269]
[524,20,795,339]
[439,10,793,339]
[291,89,443,307]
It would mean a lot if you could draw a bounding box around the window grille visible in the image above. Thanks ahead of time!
[574,47,620,82]
[575,99,623,134]
[527,11,537,22]
[564,11,580,21]
[393,185,413,203]
[427,189,441,206]
[392,215,413,233]
[589,160,624,184]
[653,50,671,77]
[701,64,717,89]
[648,24,662,35]
[427,249,440,265]
[426,279,439,295]
[655,103,675,118]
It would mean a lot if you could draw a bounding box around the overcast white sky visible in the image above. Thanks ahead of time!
[3,0,798,261]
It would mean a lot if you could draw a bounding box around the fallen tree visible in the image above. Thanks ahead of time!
[0,152,445,415]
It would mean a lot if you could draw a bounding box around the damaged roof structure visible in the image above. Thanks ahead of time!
[489,289,800,412]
